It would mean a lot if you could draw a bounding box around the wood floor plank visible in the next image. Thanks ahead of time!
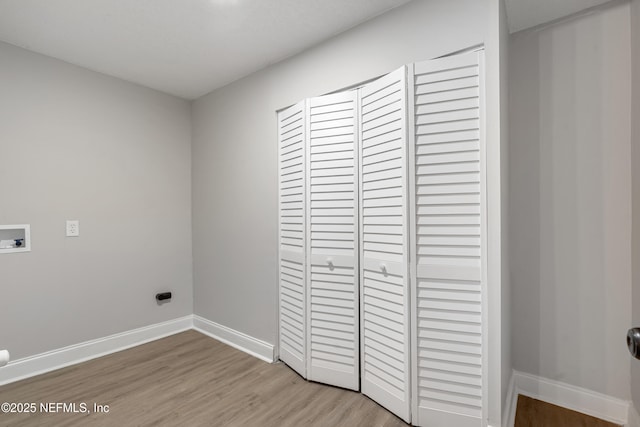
[515,395,622,427]
[0,331,408,427]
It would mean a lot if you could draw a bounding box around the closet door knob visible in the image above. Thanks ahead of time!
[327,258,334,270]
[380,263,387,275]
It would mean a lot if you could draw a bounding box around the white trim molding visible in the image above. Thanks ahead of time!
[0,315,193,386]
[628,404,640,427]
[193,315,275,363]
[503,370,517,427]
[505,370,629,427]
[0,315,277,387]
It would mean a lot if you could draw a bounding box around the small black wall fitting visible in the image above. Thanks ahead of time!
[156,292,172,302]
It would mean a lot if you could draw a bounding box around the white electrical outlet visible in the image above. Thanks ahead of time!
[66,220,79,237]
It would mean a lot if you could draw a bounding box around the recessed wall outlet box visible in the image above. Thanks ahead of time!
[66,220,79,237]
[0,225,31,253]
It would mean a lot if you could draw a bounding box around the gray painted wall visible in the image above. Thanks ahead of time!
[191,0,487,346]
[631,0,640,412]
[0,41,193,360]
[509,2,632,399]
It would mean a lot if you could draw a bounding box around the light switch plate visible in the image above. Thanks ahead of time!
[66,220,79,237]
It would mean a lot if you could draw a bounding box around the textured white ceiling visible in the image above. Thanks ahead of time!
[0,0,411,99]
[0,0,620,98]
[505,0,614,33]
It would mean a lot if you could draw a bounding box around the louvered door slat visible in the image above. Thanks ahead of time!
[359,66,411,423]
[410,51,486,427]
[278,101,307,377]
[307,91,359,391]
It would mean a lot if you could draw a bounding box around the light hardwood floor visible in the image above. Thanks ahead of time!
[0,330,408,427]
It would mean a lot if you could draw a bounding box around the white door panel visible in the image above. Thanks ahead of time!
[306,91,359,391]
[359,66,411,423]
[409,50,486,427]
[278,101,307,377]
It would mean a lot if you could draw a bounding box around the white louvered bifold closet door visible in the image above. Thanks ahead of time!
[278,101,307,378]
[306,91,360,391]
[359,66,411,423]
[409,51,486,427]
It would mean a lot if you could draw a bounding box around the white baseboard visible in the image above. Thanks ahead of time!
[628,404,640,427]
[503,369,517,427]
[193,315,274,363]
[0,315,277,386]
[506,370,629,426]
[0,315,193,386]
